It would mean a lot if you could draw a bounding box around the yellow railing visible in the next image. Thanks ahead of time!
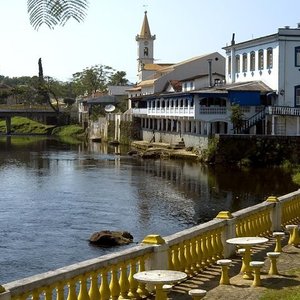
[235,206,272,237]
[1,189,300,300]
[166,220,225,275]
[6,246,154,300]
[281,193,300,227]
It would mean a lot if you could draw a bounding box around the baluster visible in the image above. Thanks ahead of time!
[79,274,90,300]
[127,259,139,299]
[45,286,53,300]
[216,227,224,259]
[168,247,174,270]
[248,214,255,236]
[201,235,208,268]
[56,282,65,300]
[196,235,203,272]
[206,232,213,264]
[32,290,40,300]
[136,255,149,298]
[173,245,180,271]
[110,265,121,299]
[67,278,77,300]
[100,268,111,300]
[190,237,198,274]
[119,262,130,299]
[89,271,100,300]
[236,221,242,237]
[185,240,193,275]
[178,242,187,272]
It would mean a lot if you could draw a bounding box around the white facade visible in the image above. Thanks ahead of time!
[223,26,300,108]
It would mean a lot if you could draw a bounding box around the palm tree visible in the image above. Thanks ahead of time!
[27,0,89,30]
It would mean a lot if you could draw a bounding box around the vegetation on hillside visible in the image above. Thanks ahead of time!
[0,117,85,139]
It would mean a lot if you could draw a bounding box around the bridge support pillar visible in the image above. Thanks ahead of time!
[5,117,11,135]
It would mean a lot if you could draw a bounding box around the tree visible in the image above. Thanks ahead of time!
[72,64,114,96]
[108,71,129,86]
[230,103,244,133]
[28,0,89,30]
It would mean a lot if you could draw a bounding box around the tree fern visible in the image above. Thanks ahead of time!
[27,0,89,30]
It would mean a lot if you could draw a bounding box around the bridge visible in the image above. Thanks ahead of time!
[0,104,63,134]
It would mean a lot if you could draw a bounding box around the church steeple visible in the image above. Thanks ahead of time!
[136,11,156,81]
[139,11,152,39]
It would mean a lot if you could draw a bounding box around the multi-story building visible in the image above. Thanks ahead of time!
[223,24,300,135]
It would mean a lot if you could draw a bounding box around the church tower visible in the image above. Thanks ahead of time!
[136,11,156,82]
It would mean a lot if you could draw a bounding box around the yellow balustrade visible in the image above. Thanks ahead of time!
[282,196,300,226]
[8,191,300,300]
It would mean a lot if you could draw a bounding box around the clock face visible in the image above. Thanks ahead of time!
[144,41,149,46]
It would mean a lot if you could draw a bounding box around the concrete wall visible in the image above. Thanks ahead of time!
[142,129,209,149]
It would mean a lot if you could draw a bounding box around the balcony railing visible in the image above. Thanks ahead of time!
[199,107,227,114]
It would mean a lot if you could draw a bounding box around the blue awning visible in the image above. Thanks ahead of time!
[229,91,261,106]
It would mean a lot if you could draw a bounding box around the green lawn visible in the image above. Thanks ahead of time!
[0,117,85,138]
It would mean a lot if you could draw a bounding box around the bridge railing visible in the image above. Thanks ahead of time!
[1,189,300,300]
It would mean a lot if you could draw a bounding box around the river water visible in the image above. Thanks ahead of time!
[0,136,297,284]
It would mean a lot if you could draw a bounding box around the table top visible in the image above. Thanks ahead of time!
[133,270,187,284]
[226,236,268,246]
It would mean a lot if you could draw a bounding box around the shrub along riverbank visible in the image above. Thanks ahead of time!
[0,117,86,138]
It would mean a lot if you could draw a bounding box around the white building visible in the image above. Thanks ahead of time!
[223,24,300,135]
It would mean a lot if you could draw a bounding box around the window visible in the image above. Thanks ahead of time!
[296,47,300,67]
[228,56,231,75]
[258,49,264,70]
[235,55,240,73]
[267,48,273,69]
[296,86,300,106]
[242,53,248,72]
[250,51,255,71]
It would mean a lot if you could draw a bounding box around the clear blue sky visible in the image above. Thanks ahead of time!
[1,0,300,84]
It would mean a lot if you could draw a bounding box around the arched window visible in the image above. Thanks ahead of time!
[267,48,273,69]
[235,55,240,73]
[242,53,248,72]
[258,49,264,70]
[250,51,255,71]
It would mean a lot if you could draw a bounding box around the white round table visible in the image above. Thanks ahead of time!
[226,237,268,279]
[133,270,187,300]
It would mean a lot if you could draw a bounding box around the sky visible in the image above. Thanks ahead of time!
[1,0,300,84]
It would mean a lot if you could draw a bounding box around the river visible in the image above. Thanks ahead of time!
[0,136,297,284]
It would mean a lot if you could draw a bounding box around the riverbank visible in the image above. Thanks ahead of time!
[0,117,86,139]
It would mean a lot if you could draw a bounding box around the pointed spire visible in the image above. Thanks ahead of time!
[139,11,152,38]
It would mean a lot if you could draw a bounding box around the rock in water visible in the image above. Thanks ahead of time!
[89,230,133,247]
